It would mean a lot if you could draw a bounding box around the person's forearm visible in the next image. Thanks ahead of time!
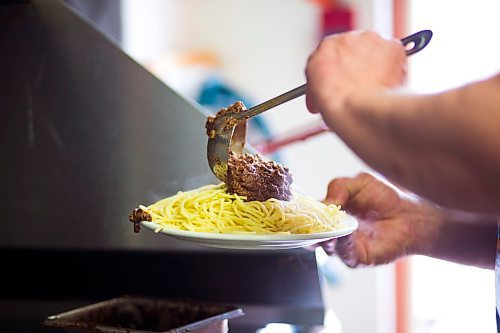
[412,207,497,269]
[335,74,500,213]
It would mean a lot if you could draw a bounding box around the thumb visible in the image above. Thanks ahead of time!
[325,173,377,208]
[324,177,351,206]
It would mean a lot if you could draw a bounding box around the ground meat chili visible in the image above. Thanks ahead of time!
[227,152,293,201]
[206,101,294,202]
[205,101,246,138]
[129,208,152,233]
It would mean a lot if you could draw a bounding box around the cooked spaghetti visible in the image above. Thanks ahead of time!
[138,183,346,234]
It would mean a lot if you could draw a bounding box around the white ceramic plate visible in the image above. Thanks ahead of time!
[141,214,358,250]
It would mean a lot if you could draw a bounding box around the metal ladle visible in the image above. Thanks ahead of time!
[207,30,433,183]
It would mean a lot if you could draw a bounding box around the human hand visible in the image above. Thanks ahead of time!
[305,31,407,131]
[319,173,445,267]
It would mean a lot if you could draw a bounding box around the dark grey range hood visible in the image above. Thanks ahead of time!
[0,1,325,331]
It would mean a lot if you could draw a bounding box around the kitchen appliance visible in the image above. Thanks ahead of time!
[0,1,325,332]
[43,296,244,333]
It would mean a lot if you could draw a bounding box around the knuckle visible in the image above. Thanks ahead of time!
[341,253,359,268]
[327,177,346,190]
[317,37,334,51]
[361,30,380,40]
[355,172,374,182]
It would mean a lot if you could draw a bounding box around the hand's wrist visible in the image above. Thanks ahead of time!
[405,198,447,256]
[408,201,497,268]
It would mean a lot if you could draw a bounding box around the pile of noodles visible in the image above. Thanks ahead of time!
[139,183,346,235]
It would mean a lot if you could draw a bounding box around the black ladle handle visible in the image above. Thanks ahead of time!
[401,30,433,56]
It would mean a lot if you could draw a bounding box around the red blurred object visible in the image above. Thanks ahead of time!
[310,0,355,36]
[322,6,355,36]
[393,0,407,38]
[309,0,337,10]
[255,122,330,155]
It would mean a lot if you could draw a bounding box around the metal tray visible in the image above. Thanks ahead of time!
[43,296,244,333]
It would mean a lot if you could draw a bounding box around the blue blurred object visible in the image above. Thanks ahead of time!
[197,75,274,144]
